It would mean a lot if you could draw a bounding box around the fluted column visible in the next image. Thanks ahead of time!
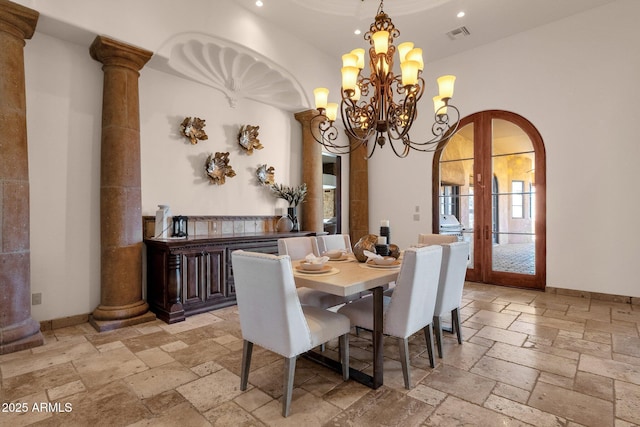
[89,36,155,331]
[295,110,323,233]
[0,0,42,355]
[349,139,369,245]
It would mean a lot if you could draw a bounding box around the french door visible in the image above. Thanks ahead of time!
[432,110,546,289]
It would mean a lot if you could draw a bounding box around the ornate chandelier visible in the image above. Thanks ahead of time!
[311,0,460,158]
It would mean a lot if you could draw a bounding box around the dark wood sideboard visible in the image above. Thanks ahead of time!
[144,232,315,323]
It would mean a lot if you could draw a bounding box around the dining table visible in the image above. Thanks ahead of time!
[292,257,401,389]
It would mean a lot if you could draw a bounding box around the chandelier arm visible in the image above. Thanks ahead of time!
[386,138,411,158]
[341,97,375,144]
[310,110,376,156]
[391,105,461,152]
[310,113,350,155]
[385,76,424,141]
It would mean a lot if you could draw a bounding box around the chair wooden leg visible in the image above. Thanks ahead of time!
[240,340,253,391]
[398,337,411,389]
[282,356,296,417]
[423,324,435,368]
[452,308,463,344]
[433,316,444,358]
[339,333,350,380]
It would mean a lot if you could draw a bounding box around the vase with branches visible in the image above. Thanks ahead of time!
[270,183,307,231]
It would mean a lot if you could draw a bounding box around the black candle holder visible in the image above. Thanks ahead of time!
[380,226,390,246]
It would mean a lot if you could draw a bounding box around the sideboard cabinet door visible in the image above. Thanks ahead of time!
[180,247,228,316]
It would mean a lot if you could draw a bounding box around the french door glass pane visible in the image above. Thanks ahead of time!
[491,119,536,275]
[439,125,474,269]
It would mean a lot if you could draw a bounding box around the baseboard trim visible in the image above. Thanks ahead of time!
[40,313,89,332]
[546,287,639,306]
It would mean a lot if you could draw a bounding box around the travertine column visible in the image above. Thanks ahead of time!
[89,36,155,331]
[349,139,369,245]
[295,110,323,233]
[0,0,42,354]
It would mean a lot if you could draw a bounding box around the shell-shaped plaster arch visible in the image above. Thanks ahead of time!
[152,33,310,111]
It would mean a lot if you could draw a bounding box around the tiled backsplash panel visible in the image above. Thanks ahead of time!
[142,215,280,239]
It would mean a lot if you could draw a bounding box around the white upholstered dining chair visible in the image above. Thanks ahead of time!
[433,241,470,358]
[418,233,458,245]
[316,234,353,255]
[277,236,347,308]
[338,245,443,389]
[277,236,320,261]
[231,250,350,417]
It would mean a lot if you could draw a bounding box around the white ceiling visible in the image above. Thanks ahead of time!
[235,0,617,62]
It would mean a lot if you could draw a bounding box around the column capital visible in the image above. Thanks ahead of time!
[294,109,320,124]
[0,0,39,40]
[90,35,152,72]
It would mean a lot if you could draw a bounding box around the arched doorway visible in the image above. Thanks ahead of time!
[432,110,546,290]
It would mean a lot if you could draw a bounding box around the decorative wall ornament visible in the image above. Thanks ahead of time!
[238,125,263,154]
[156,34,308,111]
[180,117,208,144]
[205,152,236,185]
[256,164,275,185]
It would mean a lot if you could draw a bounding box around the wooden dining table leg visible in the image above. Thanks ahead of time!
[372,285,384,388]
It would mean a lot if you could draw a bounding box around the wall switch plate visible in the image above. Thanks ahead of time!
[32,293,42,305]
[413,214,420,221]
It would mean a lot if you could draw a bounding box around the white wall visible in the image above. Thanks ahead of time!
[369,0,640,297]
[25,32,103,321]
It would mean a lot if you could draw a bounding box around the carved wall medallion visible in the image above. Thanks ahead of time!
[205,152,236,185]
[256,164,275,185]
[180,117,208,144]
[238,125,263,154]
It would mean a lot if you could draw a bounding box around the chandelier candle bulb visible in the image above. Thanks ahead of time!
[341,66,360,92]
[398,42,414,63]
[372,30,389,54]
[433,96,447,115]
[314,88,329,110]
[342,53,359,68]
[350,48,365,69]
[406,48,424,71]
[437,75,456,99]
[326,103,339,122]
[401,61,420,86]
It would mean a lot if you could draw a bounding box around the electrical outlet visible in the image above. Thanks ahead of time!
[413,214,420,221]
[32,293,42,305]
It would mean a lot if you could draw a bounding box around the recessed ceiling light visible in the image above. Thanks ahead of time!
[256,1,263,7]
[354,29,362,35]
[457,11,465,18]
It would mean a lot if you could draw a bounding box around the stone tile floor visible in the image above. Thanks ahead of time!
[1,282,639,426]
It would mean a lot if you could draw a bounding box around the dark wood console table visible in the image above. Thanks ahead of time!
[144,232,315,323]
